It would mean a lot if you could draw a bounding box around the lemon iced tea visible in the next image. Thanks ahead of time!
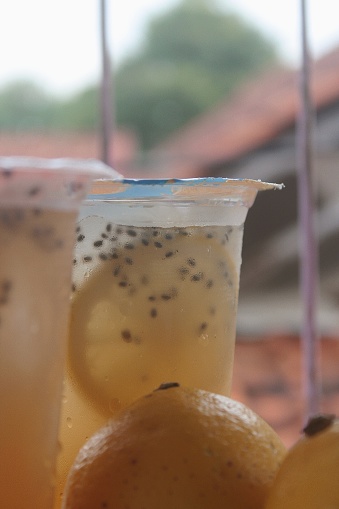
[56,178,282,505]
[0,157,117,509]
[0,208,78,509]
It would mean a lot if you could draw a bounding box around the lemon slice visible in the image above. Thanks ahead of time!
[68,224,240,414]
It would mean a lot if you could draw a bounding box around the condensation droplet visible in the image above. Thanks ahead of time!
[198,333,210,347]
[66,417,73,429]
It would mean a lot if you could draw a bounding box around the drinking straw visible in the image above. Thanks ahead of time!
[99,0,114,167]
[297,0,320,419]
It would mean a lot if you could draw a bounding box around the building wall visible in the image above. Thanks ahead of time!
[232,335,339,447]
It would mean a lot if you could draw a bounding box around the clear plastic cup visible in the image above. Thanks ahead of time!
[56,177,282,505]
[0,157,119,509]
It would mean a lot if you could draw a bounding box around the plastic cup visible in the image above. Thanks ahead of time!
[0,157,119,509]
[55,177,282,505]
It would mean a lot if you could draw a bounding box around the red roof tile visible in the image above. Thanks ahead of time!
[0,130,138,175]
[149,46,339,179]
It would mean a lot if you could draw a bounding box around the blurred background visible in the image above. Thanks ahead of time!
[2,0,339,446]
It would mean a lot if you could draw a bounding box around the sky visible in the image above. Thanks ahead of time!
[1,0,339,97]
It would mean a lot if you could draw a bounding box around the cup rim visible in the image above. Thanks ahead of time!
[0,156,120,179]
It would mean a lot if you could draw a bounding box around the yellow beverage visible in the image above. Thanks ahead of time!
[55,178,282,507]
[0,157,117,509]
[0,208,78,509]
[70,223,243,402]
[56,222,243,503]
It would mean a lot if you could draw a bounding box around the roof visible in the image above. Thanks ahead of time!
[145,46,339,178]
[0,130,138,175]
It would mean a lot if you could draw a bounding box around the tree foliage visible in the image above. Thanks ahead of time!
[0,81,57,131]
[52,86,99,131]
[115,0,281,148]
[0,80,99,133]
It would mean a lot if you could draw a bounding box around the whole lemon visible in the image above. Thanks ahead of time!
[265,414,339,508]
[62,383,286,509]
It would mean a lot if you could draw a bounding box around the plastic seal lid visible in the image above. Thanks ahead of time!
[88,177,284,208]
